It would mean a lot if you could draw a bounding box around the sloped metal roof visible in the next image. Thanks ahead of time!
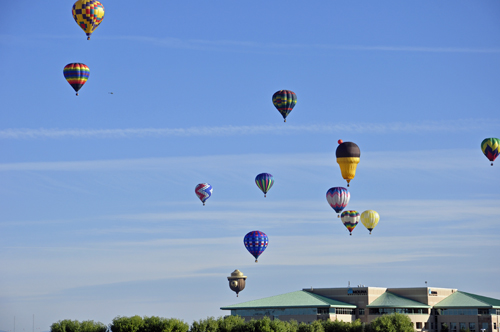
[434,291,500,309]
[366,292,431,308]
[221,290,356,310]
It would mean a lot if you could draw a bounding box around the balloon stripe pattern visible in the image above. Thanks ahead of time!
[63,63,90,96]
[195,183,213,206]
[361,210,380,234]
[72,0,105,40]
[340,210,360,236]
[272,90,297,122]
[255,173,274,197]
[244,231,268,262]
[326,187,350,214]
[481,138,500,165]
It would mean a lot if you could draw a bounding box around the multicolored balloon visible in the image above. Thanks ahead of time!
[255,173,274,197]
[336,141,360,187]
[63,63,90,96]
[272,90,297,122]
[361,210,380,234]
[481,138,500,166]
[244,230,268,262]
[340,210,360,236]
[195,183,212,206]
[72,0,105,40]
[326,187,350,216]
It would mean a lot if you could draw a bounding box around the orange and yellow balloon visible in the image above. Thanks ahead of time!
[72,0,105,40]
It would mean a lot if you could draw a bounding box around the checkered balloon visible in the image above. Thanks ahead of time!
[72,0,105,40]
[244,230,268,262]
[195,183,212,206]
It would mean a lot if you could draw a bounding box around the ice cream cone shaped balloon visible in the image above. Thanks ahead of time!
[336,141,360,187]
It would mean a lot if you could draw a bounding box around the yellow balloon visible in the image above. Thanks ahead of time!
[361,210,379,234]
[72,0,105,40]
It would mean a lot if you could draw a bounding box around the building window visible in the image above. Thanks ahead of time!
[494,323,497,330]
[469,322,476,332]
[431,322,434,330]
[450,322,457,332]
[317,308,329,315]
[460,323,466,332]
[482,323,489,332]
[335,308,355,315]
[425,322,429,330]
[359,308,365,316]
[417,322,423,329]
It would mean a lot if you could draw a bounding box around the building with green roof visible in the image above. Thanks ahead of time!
[221,286,500,332]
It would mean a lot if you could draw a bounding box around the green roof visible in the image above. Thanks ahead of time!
[367,292,430,308]
[434,291,500,309]
[221,290,356,310]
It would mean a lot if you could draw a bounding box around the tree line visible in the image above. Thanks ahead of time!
[50,313,415,332]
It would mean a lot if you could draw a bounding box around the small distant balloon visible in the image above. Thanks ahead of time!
[338,139,343,144]
[195,183,212,206]
[72,0,105,40]
[326,187,350,217]
[340,210,360,236]
[360,210,380,234]
[272,90,297,122]
[244,230,268,262]
[481,138,500,166]
[255,173,274,197]
[63,63,90,96]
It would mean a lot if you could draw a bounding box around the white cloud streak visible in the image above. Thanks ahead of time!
[0,119,497,140]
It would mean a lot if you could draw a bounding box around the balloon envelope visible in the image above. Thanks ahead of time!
[481,138,500,165]
[272,90,297,122]
[340,210,360,235]
[361,210,380,234]
[255,173,274,197]
[244,230,268,262]
[336,141,360,186]
[195,183,212,205]
[63,63,90,95]
[326,187,350,214]
[72,0,105,40]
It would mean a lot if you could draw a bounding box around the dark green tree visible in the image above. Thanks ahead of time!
[110,316,144,332]
[367,313,413,332]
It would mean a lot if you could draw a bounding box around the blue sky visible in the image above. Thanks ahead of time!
[1,0,500,330]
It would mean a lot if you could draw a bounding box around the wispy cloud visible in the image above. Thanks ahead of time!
[0,119,497,140]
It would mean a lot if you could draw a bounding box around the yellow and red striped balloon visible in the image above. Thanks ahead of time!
[63,63,90,96]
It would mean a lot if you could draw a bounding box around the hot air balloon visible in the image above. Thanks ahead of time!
[244,231,268,262]
[255,173,274,197]
[326,187,350,217]
[195,183,212,206]
[340,210,359,236]
[63,63,90,96]
[272,90,297,122]
[361,210,379,234]
[227,269,247,297]
[481,138,500,166]
[336,141,360,187]
[72,0,105,40]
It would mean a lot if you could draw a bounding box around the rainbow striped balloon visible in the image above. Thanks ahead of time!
[63,63,90,96]
[255,173,274,197]
[340,210,360,236]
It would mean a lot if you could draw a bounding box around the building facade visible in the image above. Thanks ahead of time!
[221,286,500,332]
